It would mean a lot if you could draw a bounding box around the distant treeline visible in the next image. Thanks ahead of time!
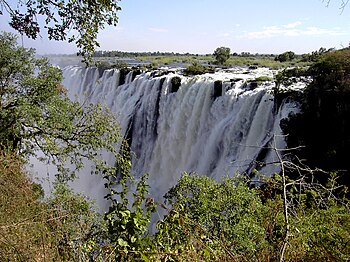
[92,50,278,58]
[92,51,210,57]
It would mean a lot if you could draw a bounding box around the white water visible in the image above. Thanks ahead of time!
[61,66,300,205]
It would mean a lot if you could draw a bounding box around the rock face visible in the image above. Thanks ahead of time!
[170,76,181,93]
[213,80,222,99]
[282,89,350,185]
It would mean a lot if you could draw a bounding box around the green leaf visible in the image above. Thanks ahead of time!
[140,252,150,262]
[117,238,129,247]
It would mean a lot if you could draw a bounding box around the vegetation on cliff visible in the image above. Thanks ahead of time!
[282,48,350,186]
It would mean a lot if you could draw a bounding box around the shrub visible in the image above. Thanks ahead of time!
[153,172,350,261]
[0,152,101,261]
[248,76,273,85]
[307,48,350,92]
[156,173,269,260]
[183,62,211,75]
[275,51,295,62]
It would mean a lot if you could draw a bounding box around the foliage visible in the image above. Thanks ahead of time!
[0,32,122,181]
[0,150,156,261]
[307,48,350,91]
[113,60,130,70]
[301,47,334,62]
[183,61,211,75]
[0,0,121,62]
[136,54,212,68]
[155,173,268,260]
[255,76,274,82]
[275,51,296,62]
[281,48,350,184]
[88,51,313,69]
[245,76,274,91]
[213,46,231,65]
[273,67,309,95]
[226,55,310,69]
[102,155,156,261]
[47,182,103,261]
[1,151,349,261]
[0,151,101,261]
[152,172,350,261]
[272,170,350,261]
[1,27,349,261]
[0,31,157,260]
[248,76,273,83]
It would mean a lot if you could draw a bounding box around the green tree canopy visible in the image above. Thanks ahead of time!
[275,51,295,62]
[0,0,121,62]
[0,32,122,180]
[308,48,350,91]
[213,46,230,65]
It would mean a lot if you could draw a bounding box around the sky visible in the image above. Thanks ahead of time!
[0,0,350,55]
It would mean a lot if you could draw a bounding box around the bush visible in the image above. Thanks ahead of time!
[153,172,350,261]
[183,62,211,75]
[0,152,101,261]
[275,51,295,62]
[2,156,349,261]
[156,173,269,260]
[248,76,273,84]
[307,48,350,92]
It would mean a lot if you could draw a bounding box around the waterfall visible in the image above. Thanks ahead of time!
[61,66,300,203]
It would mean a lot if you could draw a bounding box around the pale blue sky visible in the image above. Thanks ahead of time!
[1,0,349,54]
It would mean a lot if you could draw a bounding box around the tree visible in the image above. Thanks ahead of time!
[213,46,230,65]
[275,51,295,62]
[158,173,267,260]
[0,0,121,62]
[0,32,122,180]
[301,47,334,62]
[308,48,350,91]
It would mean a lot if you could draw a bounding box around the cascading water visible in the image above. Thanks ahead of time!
[61,66,301,205]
